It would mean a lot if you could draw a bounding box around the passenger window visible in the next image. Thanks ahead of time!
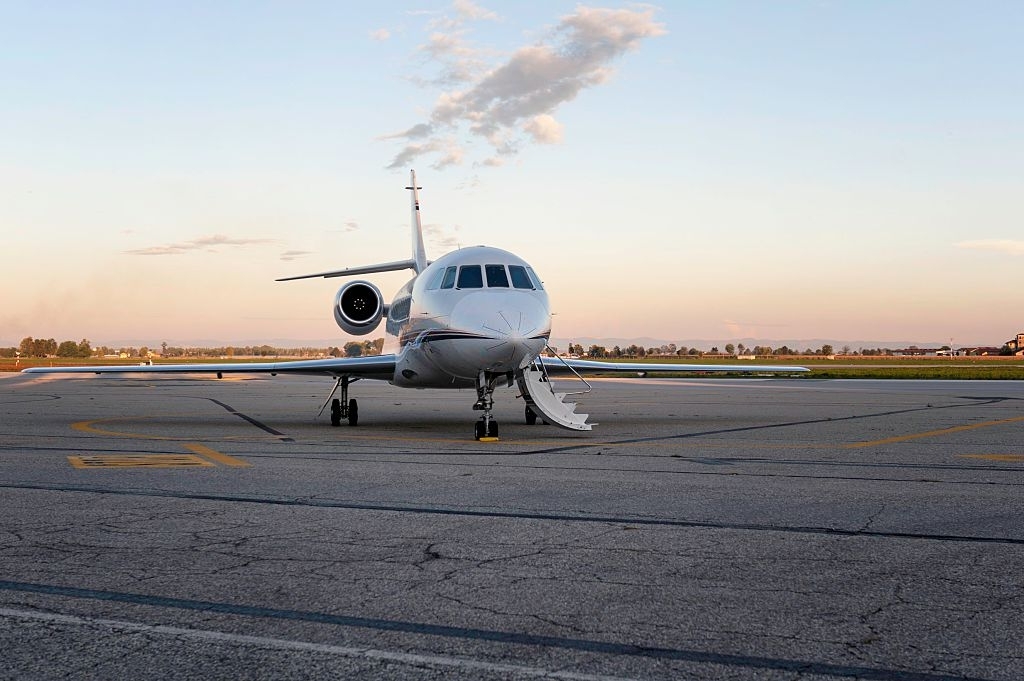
[440,266,457,289]
[426,268,446,290]
[485,264,509,288]
[508,265,533,289]
[457,265,483,289]
[526,266,544,290]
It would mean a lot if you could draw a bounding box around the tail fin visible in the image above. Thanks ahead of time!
[407,170,428,274]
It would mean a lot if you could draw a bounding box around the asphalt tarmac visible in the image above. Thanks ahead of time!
[1,372,1022,680]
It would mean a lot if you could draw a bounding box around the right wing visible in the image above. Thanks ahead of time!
[22,354,398,379]
[540,357,809,375]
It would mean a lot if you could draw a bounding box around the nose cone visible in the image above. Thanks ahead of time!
[449,292,550,372]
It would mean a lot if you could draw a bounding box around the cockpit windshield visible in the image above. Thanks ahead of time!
[457,265,483,289]
[428,262,543,291]
[485,264,509,288]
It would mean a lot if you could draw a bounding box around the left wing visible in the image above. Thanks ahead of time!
[22,354,397,379]
[540,357,808,375]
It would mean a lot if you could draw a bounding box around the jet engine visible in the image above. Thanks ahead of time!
[333,280,385,336]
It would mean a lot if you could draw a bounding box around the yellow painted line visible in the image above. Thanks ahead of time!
[184,443,251,467]
[68,454,214,469]
[845,415,1024,449]
[958,454,1024,462]
[73,416,185,441]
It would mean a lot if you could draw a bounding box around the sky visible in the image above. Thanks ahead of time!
[2,1,1022,348]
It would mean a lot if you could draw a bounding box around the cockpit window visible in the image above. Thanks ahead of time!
[526,266,544,290]
[426,267,447,290]
[440,266,457,289]
[485,264,509,288]
[457,265,483,289]
[508,265,533,289]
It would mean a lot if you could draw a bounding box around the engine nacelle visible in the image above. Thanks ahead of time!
[333,280,385,336]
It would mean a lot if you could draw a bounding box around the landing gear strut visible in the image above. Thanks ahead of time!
[473,371,500,439]
[320,376,359,427]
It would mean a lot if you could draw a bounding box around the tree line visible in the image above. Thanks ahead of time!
[2,337,386,359]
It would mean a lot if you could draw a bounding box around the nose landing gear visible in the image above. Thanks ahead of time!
[473,371,502,440]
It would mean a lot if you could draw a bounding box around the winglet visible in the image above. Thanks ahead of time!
[406,170,428,274]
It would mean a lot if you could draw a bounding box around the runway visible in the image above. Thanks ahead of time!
[1,372,1022,680]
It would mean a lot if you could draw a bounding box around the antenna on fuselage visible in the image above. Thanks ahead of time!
[406,169,428,274]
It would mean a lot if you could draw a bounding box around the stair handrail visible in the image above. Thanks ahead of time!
[536,346,592,396]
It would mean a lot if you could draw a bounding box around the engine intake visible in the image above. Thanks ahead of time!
[334,280,384,336]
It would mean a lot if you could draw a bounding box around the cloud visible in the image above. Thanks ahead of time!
[423,222,462,251]
[280,250,312,261]
[955,239,1024,256]
[343,220,359,232]
[383,4,665,170]
[523,114,563,144]
[125,234,275,256]
[369,28,391,41]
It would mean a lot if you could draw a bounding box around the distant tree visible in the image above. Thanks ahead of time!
[161,341,168,355]
[820,344,834,356]
[688,347,700,356]
[724,343,735,355]
[344,342,363,357]
[737,343,746,355]
[77,339,92,357]
[710,346,719,354]
[56,341,79,357]
[19,337,34,357]
[612,345,622,357]
[841,345,851,355]
[676,347,688,356]
[587,345,607,358]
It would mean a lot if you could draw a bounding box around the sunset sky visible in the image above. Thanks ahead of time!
[2,2,1022,348]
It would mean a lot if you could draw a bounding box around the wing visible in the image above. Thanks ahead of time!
[540,357,808,375]
[21,354,397,379]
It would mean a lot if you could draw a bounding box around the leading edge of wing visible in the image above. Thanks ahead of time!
[540,357,809,375]
[21,354,398,378]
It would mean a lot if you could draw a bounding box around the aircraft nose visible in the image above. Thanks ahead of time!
[450,292,550,370]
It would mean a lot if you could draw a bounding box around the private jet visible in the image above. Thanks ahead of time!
[24,171,807,439]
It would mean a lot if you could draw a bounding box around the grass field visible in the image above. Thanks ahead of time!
[4,355,1022,380]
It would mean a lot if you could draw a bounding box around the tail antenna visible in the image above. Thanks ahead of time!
[406,169,428,274]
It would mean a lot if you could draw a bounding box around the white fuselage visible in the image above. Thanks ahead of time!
[384,246,551,389]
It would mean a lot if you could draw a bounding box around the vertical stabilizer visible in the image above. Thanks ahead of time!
[406,170,428,274]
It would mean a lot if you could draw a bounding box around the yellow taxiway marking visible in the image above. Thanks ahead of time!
[68,454,214,469]
[184,443,250,467]
[958,454,1024,462]
[845,415,1024,449]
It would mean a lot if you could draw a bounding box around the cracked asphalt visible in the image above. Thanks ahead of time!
[1,373,1022,680]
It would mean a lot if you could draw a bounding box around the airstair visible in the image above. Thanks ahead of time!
[516,352,593,431]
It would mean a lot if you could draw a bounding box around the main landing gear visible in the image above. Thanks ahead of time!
[320,376,360,427]
[473,371,503,440]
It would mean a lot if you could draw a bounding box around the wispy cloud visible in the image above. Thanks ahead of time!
[125,234,275,256]
[279,250,312,262]
[424,222,461,251]
[369,28,391,41]
[955,239,1024,256]
[382,4,665,170]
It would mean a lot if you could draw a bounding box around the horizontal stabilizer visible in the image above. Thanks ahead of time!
[277,259,418,282]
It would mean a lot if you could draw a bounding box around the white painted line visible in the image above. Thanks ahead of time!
[0,607,639,681]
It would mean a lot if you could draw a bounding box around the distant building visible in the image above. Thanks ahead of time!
[1006,332,1024,355]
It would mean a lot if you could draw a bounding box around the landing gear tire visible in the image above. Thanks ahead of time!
[525,406,537,425]
[487,420,498,438]
[474,420,486,440]
[330,399,342,427]
[347,398,359,426]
